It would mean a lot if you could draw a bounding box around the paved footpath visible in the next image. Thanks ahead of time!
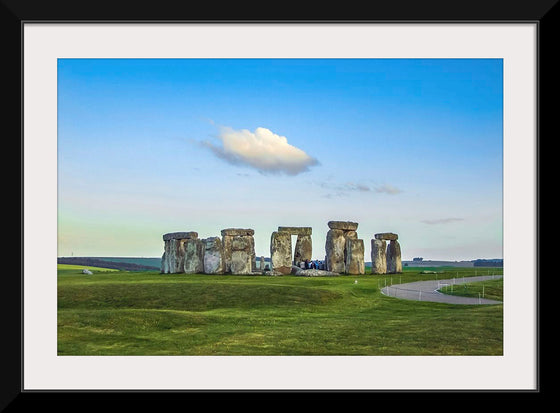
[380,275,503,305]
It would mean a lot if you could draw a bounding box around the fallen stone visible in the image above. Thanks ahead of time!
[375,232,398,241]
[293,268,339,277]
[327,221,359,231]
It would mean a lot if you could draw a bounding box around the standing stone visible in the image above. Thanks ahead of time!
[270,231,292,274]
[325,229,346,273]
[386,240,402,274]
[249,236,256,271]
[161,232,199,274]
[161,238,177,273]
[345,238,365,275]
[221,228,255,275]
[230,249,252,274]
[221,235,233,273]
[260,256,265,271]
[203,237,223,274]
[375,232,398,241]
[183,238,204,274]
[371,239,387,274]
[294,234,312,266]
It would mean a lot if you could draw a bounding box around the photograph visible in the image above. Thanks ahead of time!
[56,57,505,357]
[18,20,541,394]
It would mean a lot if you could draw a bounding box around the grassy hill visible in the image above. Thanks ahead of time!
[58,266,503,356]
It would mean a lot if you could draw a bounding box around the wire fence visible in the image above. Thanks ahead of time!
[380,273,503,305]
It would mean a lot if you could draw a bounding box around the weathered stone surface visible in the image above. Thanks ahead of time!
[345,230,358,240]
[230,250,252,274]
[260,256,265,270]
[375,232,398,241]
[232,236,252,251]
[371,239,387,274]
[327,221,359,231]
[183,238,204,274]
[203,237,223,274]
[278,226,312,236]
[294,234,312,265]
[222,235,233,273]
[222,232,255,274]
[345,238,365,275]
[163,231,198,241]
[386,240,402,274]
[249,236,256,271]
[221,228,255,236]
[270,231,292,274]
[161,238,186,274]
[325,229,346,273]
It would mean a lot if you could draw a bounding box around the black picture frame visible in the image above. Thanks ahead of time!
[8,0,553,407]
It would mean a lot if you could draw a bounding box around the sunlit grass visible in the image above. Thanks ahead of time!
[58,266,503,356]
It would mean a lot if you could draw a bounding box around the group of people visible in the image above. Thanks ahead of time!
[300,259,323,270]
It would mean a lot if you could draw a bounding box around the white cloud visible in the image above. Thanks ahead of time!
[201,126,319,175]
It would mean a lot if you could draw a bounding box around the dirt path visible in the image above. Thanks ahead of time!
[380,275,503,304]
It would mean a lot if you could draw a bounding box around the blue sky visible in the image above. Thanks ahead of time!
[57,58,503,261]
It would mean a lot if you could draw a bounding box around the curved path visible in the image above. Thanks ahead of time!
[380,275,503,305]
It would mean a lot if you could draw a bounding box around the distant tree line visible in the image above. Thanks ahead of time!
[473,259,503,267]
[58,257,159,271]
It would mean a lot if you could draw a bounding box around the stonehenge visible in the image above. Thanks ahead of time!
[161,222,402,276]
[161,228,256,275]
[371,233,402,274]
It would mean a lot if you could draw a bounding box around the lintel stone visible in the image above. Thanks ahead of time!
[163,231,198,241]
[327,221,359,231]
[375,232,398,241]
[221,228,255,236]
[278,226,312,236]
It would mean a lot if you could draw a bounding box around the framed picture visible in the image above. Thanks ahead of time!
[12,1,551,403]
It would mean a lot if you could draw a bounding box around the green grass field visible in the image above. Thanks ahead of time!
[438,278,503,301]
[57,266,503,356]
